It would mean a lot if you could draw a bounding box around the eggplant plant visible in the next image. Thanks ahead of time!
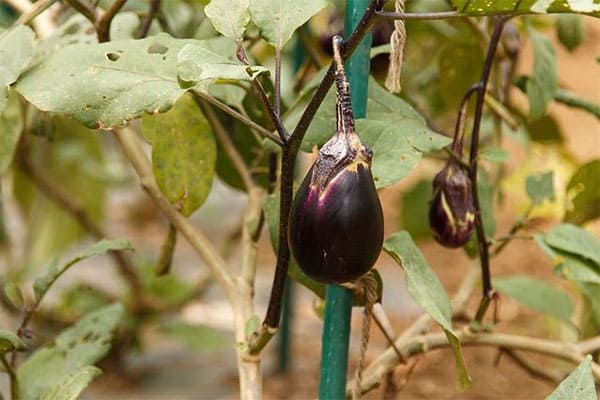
[0,0,599,399]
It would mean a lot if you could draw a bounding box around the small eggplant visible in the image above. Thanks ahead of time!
[288,36,384,284]
[429,160,476,248]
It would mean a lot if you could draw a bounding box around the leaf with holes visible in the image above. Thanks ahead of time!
[204,0,250,41]
[249,0,327,49]
[384,231,471,389]
[0,25,35,111]
[141,94,216,216]
[15,34,198,128]
[296,78,451,189]
[18,303,123,399]
[545,355,596,400]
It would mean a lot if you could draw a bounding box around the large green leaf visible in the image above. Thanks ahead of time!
[15,34,199,128]
[451,0,600,16]
[296,78,451,189]
[544,224,600,267]
[400,179,433,240]
[527,27,558,120]
[384,231,471,389]
[556,15,586,52]
[0,25,34,111]
[249,0,327,48]
[494,275,574,323]
[545,355,596,400]
[204,0,250,41]
[18,303,124,399]
[141,94,216,216]
[40,366,102,400]
[0,91,22,174]
[564,160,600,225]
[33,239,132,303]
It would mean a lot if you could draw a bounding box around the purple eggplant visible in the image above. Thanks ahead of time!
[288,36,384,284]
[429,160,476,248]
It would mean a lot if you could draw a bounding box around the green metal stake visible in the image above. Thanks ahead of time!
[318,1,372,398]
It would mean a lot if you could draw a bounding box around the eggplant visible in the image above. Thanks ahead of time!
[429,160,476,248]
[288,36,384,284]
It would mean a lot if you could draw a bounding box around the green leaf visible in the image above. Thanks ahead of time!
[18,303,124,400]
[15,34,197,128]
[494,275,574,323]
[3,281,24,310]
[0,329,27,354]
[161,321,226,352]
[204,0,250,40]
[0,91,23,174]
[177,41,268,87]
[141,94,216,216]
[33,239,132,303]
[40,366,102,400]
[557,15,586,52]
[526,171,555,205]
[297,78,451,189]
[554,251,600,284]
[384,231,471,389]
[263,192,326,298]
[544,224,600,266]
[480,147,510,163]
[249,0,327,48]
[400,179,432,240]
[451,0,600,15]
[526,28,558,120]
[0,25,35,111]
[545,355,596,400]
[564,160,600,225]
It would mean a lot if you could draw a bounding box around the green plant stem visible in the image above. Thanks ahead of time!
[469,16,510,323]
[1,354,18,400]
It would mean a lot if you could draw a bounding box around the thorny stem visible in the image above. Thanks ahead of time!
[136,0,160,39]
[469,16,510,323]
[249,0,384,355]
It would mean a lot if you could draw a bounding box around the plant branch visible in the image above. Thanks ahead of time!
[136,0,160,39]
[359,330,600,395]
[193,91,283,146]
[112,128,235,301]
[95,0,127,42]
[16,136,143,307]
[577,336,600,355]
[64,0,97,25]
[251,78,289,143]
[196,99,256,191]
[469,16,510,322]
[1,353,18,400]
[7,0,55,38]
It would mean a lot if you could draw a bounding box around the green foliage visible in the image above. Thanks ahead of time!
[545,355,597,400]
[526,171,555,205]
[544,224,600,266]
[249,0,328,48]
[160,321,226,352]
[39,366,102,400]
[400,179,433,240]
[17,303,124,399]
[0,330,27,354]
[556,15,586,52]
[451,0,600,15]
[564,160,600,225]
[296,77,451,189]
[384,231,471,389]
[0,25,34,111]
[3,281,24,310]
[0,91,22,174]
[494,275,574,323]
[141,94,217,215]
[527,27,558,120]
[480,147,510,163]
[204,0,250,41]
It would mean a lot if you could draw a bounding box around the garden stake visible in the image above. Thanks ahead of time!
[319,1,373,398]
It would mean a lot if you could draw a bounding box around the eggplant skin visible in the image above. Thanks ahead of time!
[288,163,384,284]
[429,162,476,248]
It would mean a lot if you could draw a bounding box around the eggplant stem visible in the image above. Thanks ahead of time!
[332,35,356,134]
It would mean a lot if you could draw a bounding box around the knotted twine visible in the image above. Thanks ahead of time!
[385,0,406,93]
